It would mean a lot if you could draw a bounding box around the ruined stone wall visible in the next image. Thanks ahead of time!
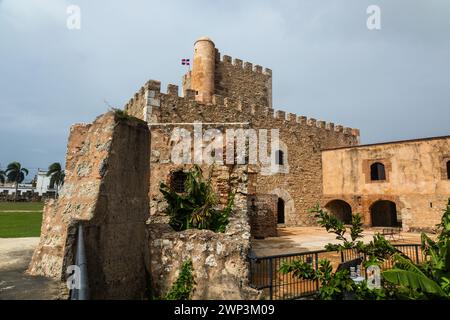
[322,136,450,231]
[28,112,150,299]
[148,165,261,300]
[124,80,359,226]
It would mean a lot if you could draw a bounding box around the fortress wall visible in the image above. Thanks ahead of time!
[248,194,278,238]
[214,52,273,108]
[28,112,150,299]
[124,80,358,226]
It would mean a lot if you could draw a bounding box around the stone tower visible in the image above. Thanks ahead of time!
[191,37,215,104]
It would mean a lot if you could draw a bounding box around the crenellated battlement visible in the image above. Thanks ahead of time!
[219,54,272,76]
[124,79,360,140]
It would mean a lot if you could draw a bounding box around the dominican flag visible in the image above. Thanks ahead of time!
[181,58,190,66]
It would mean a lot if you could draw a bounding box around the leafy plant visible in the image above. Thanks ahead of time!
[160,165,233,233]
[280,258,355,300]
[280,201,450,300]
[112,108,145,123]
[382,199,450,298]
[280,205,388,299]
[47,162,65,198]
[0,169,6,184]
[164,260,196,300]
[5,161,29,201]
[312,204,399,263]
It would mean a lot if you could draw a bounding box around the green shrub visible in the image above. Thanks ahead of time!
[280,200,450,300]
[164,260,196,300]
[160,165,233,233]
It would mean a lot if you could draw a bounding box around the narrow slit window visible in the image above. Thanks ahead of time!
[275,150,284,166]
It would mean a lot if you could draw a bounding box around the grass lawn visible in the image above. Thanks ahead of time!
[0,202,44,211]
[0,212,43,238]
[0,202,44,238]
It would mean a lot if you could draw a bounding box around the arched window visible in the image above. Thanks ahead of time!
[447,160,450,179]
[171,171,187,193]
[275,150,284,165]
[370,162,386,181]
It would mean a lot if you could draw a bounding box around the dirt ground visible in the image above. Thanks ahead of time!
[251,226,426,257]
[0,237,62,300]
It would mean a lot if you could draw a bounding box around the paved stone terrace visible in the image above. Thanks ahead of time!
[251,227,427,257]
[0,238,62,300]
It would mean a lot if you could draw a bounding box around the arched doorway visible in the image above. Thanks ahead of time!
[277,198,285,224]
[270,188,294,225]
[370,200,399,227]
[325,200,352,224]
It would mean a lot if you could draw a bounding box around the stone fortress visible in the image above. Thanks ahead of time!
[125,36,449,235]
[28,37,450,299]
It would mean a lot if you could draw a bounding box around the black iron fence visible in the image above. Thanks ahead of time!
[248,244,422,300]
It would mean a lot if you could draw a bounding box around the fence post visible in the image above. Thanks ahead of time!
[415,245,420,263]
[314,253,320,292]
[268,258,273,300]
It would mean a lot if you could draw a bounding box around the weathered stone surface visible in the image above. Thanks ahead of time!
[148,165,261,300]
[322,136,450,232]
[28,111,150,299]
[248,194,278,238]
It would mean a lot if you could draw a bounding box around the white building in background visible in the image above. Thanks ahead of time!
[35,169,53,196]
[0,169,54,196]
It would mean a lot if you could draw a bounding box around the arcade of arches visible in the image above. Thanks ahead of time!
[370,200,400,227]
[324,199,400,227]
[325,200,352,224]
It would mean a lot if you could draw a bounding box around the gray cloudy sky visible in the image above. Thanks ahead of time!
[1,0,449,179]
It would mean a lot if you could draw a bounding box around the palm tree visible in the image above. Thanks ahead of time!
[47,162,65,198]
[0,169,6,185]
[5,162,29,201]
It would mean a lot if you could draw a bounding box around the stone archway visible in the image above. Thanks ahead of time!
[325,200,352,224]
[370,200,400,227]
[270,188,295,225]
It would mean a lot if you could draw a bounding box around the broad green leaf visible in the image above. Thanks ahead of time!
[383,269,446,297]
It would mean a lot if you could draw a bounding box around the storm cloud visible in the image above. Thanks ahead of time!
[1,0,449,178]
